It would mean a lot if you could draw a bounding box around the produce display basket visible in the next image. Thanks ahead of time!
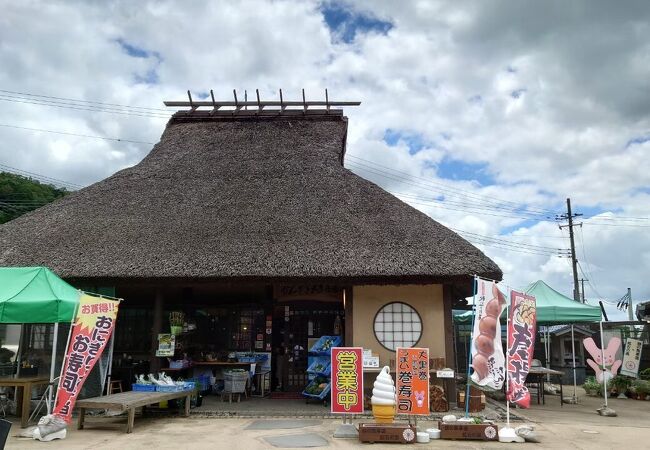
[302,379,331,400]
[224,371,248,393]
[309,335,342,355]
[306,359,331,376]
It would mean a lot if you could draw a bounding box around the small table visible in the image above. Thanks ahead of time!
[77,390,191,434]
[527,367,564,406]
[0,376,50,428]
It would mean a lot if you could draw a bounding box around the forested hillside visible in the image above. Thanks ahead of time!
[0,172,68,224]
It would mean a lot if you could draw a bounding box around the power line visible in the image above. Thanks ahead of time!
[0,89,169,112]
[0,94,170,119]
[0,123,155,145]
[0,163,81,189]
[345,154,558,215]
[449,227,568,252]
[347,162,557,221]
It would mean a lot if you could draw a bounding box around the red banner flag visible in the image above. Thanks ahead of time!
[331,347,364,414]
[506,290,536,408]
[396,347,429,415]
[53,294,120,422]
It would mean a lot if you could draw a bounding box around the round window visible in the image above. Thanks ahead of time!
[373,302,422,351]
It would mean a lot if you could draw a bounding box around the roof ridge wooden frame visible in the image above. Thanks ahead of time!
[164,89,361,117]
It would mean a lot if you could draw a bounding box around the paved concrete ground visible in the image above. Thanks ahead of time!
[5,387,650,449]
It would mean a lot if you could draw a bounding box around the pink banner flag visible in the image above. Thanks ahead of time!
[506,290,536,408]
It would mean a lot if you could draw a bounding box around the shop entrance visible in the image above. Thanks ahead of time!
[271,302,344,392]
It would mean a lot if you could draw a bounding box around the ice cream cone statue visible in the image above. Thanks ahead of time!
[371,366,396,423]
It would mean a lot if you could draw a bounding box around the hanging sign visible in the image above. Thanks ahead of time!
[396,347,429,415]
[331,347,364,414]
[621,338,643,378]
[155,333,175,357]
[506,290,537,408]
[470,279,507,390]
[53,294,120,423]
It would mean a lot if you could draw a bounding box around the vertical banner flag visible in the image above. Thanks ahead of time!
[470,280,507,390]
[621,338,643,378]
[396,347,429,415]
[331,347,364,414]
[506,290,537,408]
[54,294,120,422]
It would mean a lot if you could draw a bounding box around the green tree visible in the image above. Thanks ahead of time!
[0,172,68,224]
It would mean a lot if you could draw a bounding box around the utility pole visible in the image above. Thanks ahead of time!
[558,198,582,302]
[628,288,633,321]
[579,278,588,303]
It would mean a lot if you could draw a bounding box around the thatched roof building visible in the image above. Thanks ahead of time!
[0,114,500,288]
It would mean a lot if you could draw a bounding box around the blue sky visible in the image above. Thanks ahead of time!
[320,1,392,43]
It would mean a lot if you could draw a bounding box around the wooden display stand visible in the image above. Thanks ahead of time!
[438,421,498,441]
[358,423,417,444]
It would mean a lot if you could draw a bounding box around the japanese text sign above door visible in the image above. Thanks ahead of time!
[331,347,364,414]
[53,294,120,423]
[396,347,429,415]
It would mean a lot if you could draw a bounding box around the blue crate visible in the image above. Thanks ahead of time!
[309,336,342,355]
[156,384,182,392]
[306,358,331,376]
[182,381,196,391]
[132,384,156,392]
[302,380,331,400]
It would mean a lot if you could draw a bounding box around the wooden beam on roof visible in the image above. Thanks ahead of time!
[164,89,361,118]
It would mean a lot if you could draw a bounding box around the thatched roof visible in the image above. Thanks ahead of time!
[0,114,501,284]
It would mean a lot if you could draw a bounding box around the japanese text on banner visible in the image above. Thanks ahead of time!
[331,347,364,414]
[396,347,429,415]
[506,290,536,408]
[470,279,507,391]
[53,294,120,423]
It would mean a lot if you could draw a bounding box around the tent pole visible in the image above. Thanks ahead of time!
[546,326,551,383]
[47,322,59,414]
[599,321,608,408]
[505,293,510,428]
[571,325,577,403]
[465,276,478,419]
[53,299,79,412]
[104,333,116,396]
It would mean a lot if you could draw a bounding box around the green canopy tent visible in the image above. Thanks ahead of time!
[0,267,80,415]
[0,267,79,323]
[454,280,601,324]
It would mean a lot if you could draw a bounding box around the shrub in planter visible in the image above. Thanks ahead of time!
[611,375,632,396]
[582,376,600,396]
[632,380,650,400]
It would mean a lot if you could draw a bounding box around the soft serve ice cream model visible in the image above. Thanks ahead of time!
[371,366,396,423]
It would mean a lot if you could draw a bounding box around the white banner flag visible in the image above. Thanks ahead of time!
[470,278,507,390]
[621,338,643,378]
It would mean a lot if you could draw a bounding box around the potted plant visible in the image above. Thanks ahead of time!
[169,311,185,336]
[632,380,650,400]
[640,368,650,381]
[611,375,632,398]
[582,376,600,396]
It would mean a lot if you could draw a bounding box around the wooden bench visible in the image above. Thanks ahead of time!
[76,390,192,433]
